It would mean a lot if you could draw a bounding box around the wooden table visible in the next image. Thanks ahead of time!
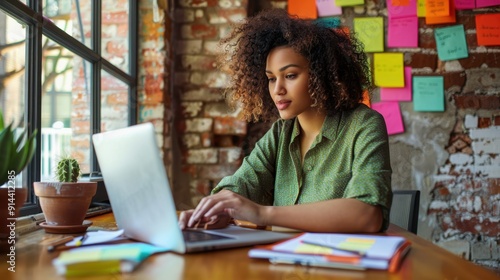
[1,213,498,280]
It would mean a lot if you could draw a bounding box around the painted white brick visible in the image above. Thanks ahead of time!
[474,165,500,178]
[474,154,490,165]
[471,139,500,154]
[187,148,218,164]
[186,118,213,132]
[464,114,478,129]
[429,200,449,210]
[449,153,473,165]
[434,174,456,181]
[469,126,500,140]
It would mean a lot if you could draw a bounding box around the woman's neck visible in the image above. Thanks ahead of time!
[297,109,327,163]
[297,109,327,137]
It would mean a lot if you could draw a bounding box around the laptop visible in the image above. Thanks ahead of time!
[92,122,292,253]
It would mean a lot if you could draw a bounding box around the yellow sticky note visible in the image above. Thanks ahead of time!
[295,243,333,255]
[417,0,427,17]
[374,53,405,88]
[354,17,384,53]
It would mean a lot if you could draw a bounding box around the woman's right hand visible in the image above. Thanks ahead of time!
[178,209,231,230]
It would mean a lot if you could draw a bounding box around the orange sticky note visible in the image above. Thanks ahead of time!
[425,0,455,25]
[361,90,371,107]
[425,0,450,17]
[392,0,411,5]
[475,13,500,46]
[288,0,318,19]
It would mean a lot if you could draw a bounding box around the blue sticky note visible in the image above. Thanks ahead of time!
[434,25,468,61]
[314,17,342,29]
[413,76,445,112]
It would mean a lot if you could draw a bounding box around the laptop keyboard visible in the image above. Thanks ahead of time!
[182,230,231,243]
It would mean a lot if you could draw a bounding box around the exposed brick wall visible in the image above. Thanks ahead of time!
[172,0,249,208]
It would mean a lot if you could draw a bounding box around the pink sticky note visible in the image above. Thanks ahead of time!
[476,0,500,8]
[316,0,343,17]
[454,0,475,9]
[380,67,413,101]
[371,102,405,135]
[387,0,417,18]
[388,17,418,48]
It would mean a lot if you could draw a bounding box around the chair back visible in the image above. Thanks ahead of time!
[390,190,420,234]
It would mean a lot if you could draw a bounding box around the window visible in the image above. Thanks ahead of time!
[0,0,138,215]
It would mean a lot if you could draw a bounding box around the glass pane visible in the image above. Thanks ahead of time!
[41,36,91,181]
[43,0,92,48]
[101,70,129,132]
[102,1,130,73]
[0,10,28,189]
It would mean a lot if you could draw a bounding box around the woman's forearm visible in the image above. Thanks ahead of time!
[261,198,383,233]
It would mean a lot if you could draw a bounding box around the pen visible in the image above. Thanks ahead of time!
[47,236,75,252]
[301,240,366,256]
[75,234,88,247]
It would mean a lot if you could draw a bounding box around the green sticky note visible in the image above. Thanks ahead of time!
[413,76,445,112]
[434,25,468,61]
[336,0,365,6]
[354,17,384,53]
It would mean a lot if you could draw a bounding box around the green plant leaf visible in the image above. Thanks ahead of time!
[0,125,15,185]
[14,130,37,173]
[0,110,4,131]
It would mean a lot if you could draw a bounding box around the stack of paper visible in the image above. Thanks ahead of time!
[249,233,411,272]
[53,243,168,276]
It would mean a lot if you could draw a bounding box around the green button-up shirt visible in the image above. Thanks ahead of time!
[212,104,392,231]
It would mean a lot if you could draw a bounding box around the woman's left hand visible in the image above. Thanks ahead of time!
[187,190,268,228]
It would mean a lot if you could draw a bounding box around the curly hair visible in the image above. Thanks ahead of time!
[218,9,372,122]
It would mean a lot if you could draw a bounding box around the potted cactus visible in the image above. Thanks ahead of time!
[34,157,97,233]
[0,110,36,252]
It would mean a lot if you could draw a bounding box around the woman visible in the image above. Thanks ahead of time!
[179,9,392,233]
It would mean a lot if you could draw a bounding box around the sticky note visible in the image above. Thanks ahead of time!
[475,14,500,46]
[425,0,450,17]
[413,76,445,112]
[354,17,384,53]
[425,0,456,25]
[315,17,342,29]
[387,0,417,18]
[380,67,413,101]
[316,0,343,17]
[335,0,365,7]
[417,0,427,17]
[454,0,475,9]
[371,102,405,135]
[374,53,405,88]
[476,0,500,8]
[388,16,419,48]
[435,24,468,61]
[288,0,318,19]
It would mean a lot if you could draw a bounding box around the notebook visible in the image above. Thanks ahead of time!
[92,123,292,253]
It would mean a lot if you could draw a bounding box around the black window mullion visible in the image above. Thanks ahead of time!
[90,0,101,173]
[21,7,43,216]
[41,19,100,64]
[0,0,39,25]
[129,0,138,126]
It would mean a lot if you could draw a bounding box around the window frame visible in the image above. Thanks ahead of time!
[0,0,138,215]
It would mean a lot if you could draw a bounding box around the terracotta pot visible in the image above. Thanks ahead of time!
[34,182,97,226]
[0,187,27,253]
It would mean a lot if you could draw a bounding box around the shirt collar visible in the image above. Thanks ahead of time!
[290,113,340,143]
